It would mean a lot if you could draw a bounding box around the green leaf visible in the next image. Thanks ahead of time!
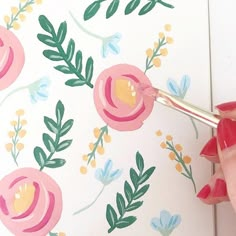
[56,140,72,152]
[133,184,149,200]
[65,79,86,87]
[44,116,58,134]
[75,50,83,73]
[85,57,94,83]
[116,193,126,216]
[56,100,64,125]
[124,181,133,203]
[106,0,120,19]
[136,151,144,173]
[54,65,72,74]
[138,167,156,185]
[37,34,56,47]
[59,119,74,137]
[84,1,101,21]
[38,15,55,35]
[57,21,67,44]
[126,201,143,211]
[157,0,174,8]
[34,146,47,167]
[138,1,156,15]
[130,168,139,189]
[45,158,66,168]
[43,133,56,152]
[125,0,141,15]
[115,216,137,229]
[66,39,75,62]
[43,50,63,61]
[106,204,117,228]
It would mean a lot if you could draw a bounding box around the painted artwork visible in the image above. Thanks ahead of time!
[0,0,214,235]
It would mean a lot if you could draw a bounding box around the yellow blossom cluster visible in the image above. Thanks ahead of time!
[5,109,27,166]
[145,24,173,73]
[4,0,43,30]
[80,126,111,175]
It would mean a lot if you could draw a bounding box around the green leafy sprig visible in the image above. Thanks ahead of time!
[106,152,156,233]
[84,0,174,20]
[37,15,94,88]
[34,100,74,171]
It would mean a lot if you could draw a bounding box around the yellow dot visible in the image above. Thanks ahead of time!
[8,131,15,138]
[160,48,168,56]
[146,48,153,58]
[80,166,87,174]
[82,155,88,161]
[166,135,173,141]
[10,120,17,126]
[12,22,20,30]
[183,155,192,164]
[168,152,175,160]
[11,7,19,15]
[18,129,27,138]
[20,0,27,2]
[93,127,100,138]
[20,119,27,126]
[155,130,162,136]
[89,143,95,151]
[36,0,43,4]
[97,146,105,155]
[160,142,167,149]
[16,109,24,116]
[175,144,183,152]
[159,32,165,39]
[19,14,26,21]
[164,24,172,32]
[58,233,66,236]
[5,143,13,152]
[4,15,10,24]
[175,163,182,173]
[90,159,96,168]
[154,42,159,49]
[166,37,174,44]
[104,134,111,143]
[153,57,161,67]
[25,5,33,13]
[16,143,24,151]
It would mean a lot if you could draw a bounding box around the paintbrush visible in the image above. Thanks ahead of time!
[138,83,220,128]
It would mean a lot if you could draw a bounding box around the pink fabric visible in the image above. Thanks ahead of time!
[0,168,62,236]
[94,64,154,131]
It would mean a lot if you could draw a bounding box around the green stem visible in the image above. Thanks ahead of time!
[69,11,104,40]
[7,0,34,30]
[73,185,105,215]
[144,38,166,74]
[189,117,199,139]
[87,125,108,164]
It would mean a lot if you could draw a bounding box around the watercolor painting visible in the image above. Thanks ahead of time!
[0,0,215,235]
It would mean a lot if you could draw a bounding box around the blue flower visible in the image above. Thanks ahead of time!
[101,33,122,58]
[95,159,122,185]
[167,75,190,99]
[28,77,50,103]
[151,210,181,236]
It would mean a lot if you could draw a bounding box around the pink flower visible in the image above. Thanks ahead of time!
[94,64,154,131]
[0,26,25,90]
[0,168,62,236]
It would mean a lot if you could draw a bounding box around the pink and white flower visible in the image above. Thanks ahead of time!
[94,64,154,131]
[0,168,62,236]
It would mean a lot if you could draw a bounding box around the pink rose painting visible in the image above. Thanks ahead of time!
[94,64,154,131]
[0,168,62,236]
[0,26,25,90]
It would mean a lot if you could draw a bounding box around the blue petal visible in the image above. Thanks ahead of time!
[169,215,181,228]
[160,210,171,227]
[113,33,122,41]
[107,42,120,55]
[110,169,122,181]
[180,75,190,96]
[150,217,161,231]
[95,168,103,182]
[101,44,108,58]
[103,160,113,177]
[167,79,180,97]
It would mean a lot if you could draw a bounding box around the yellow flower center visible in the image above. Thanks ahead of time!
[115,78,137,107]
[13,183,35,214]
